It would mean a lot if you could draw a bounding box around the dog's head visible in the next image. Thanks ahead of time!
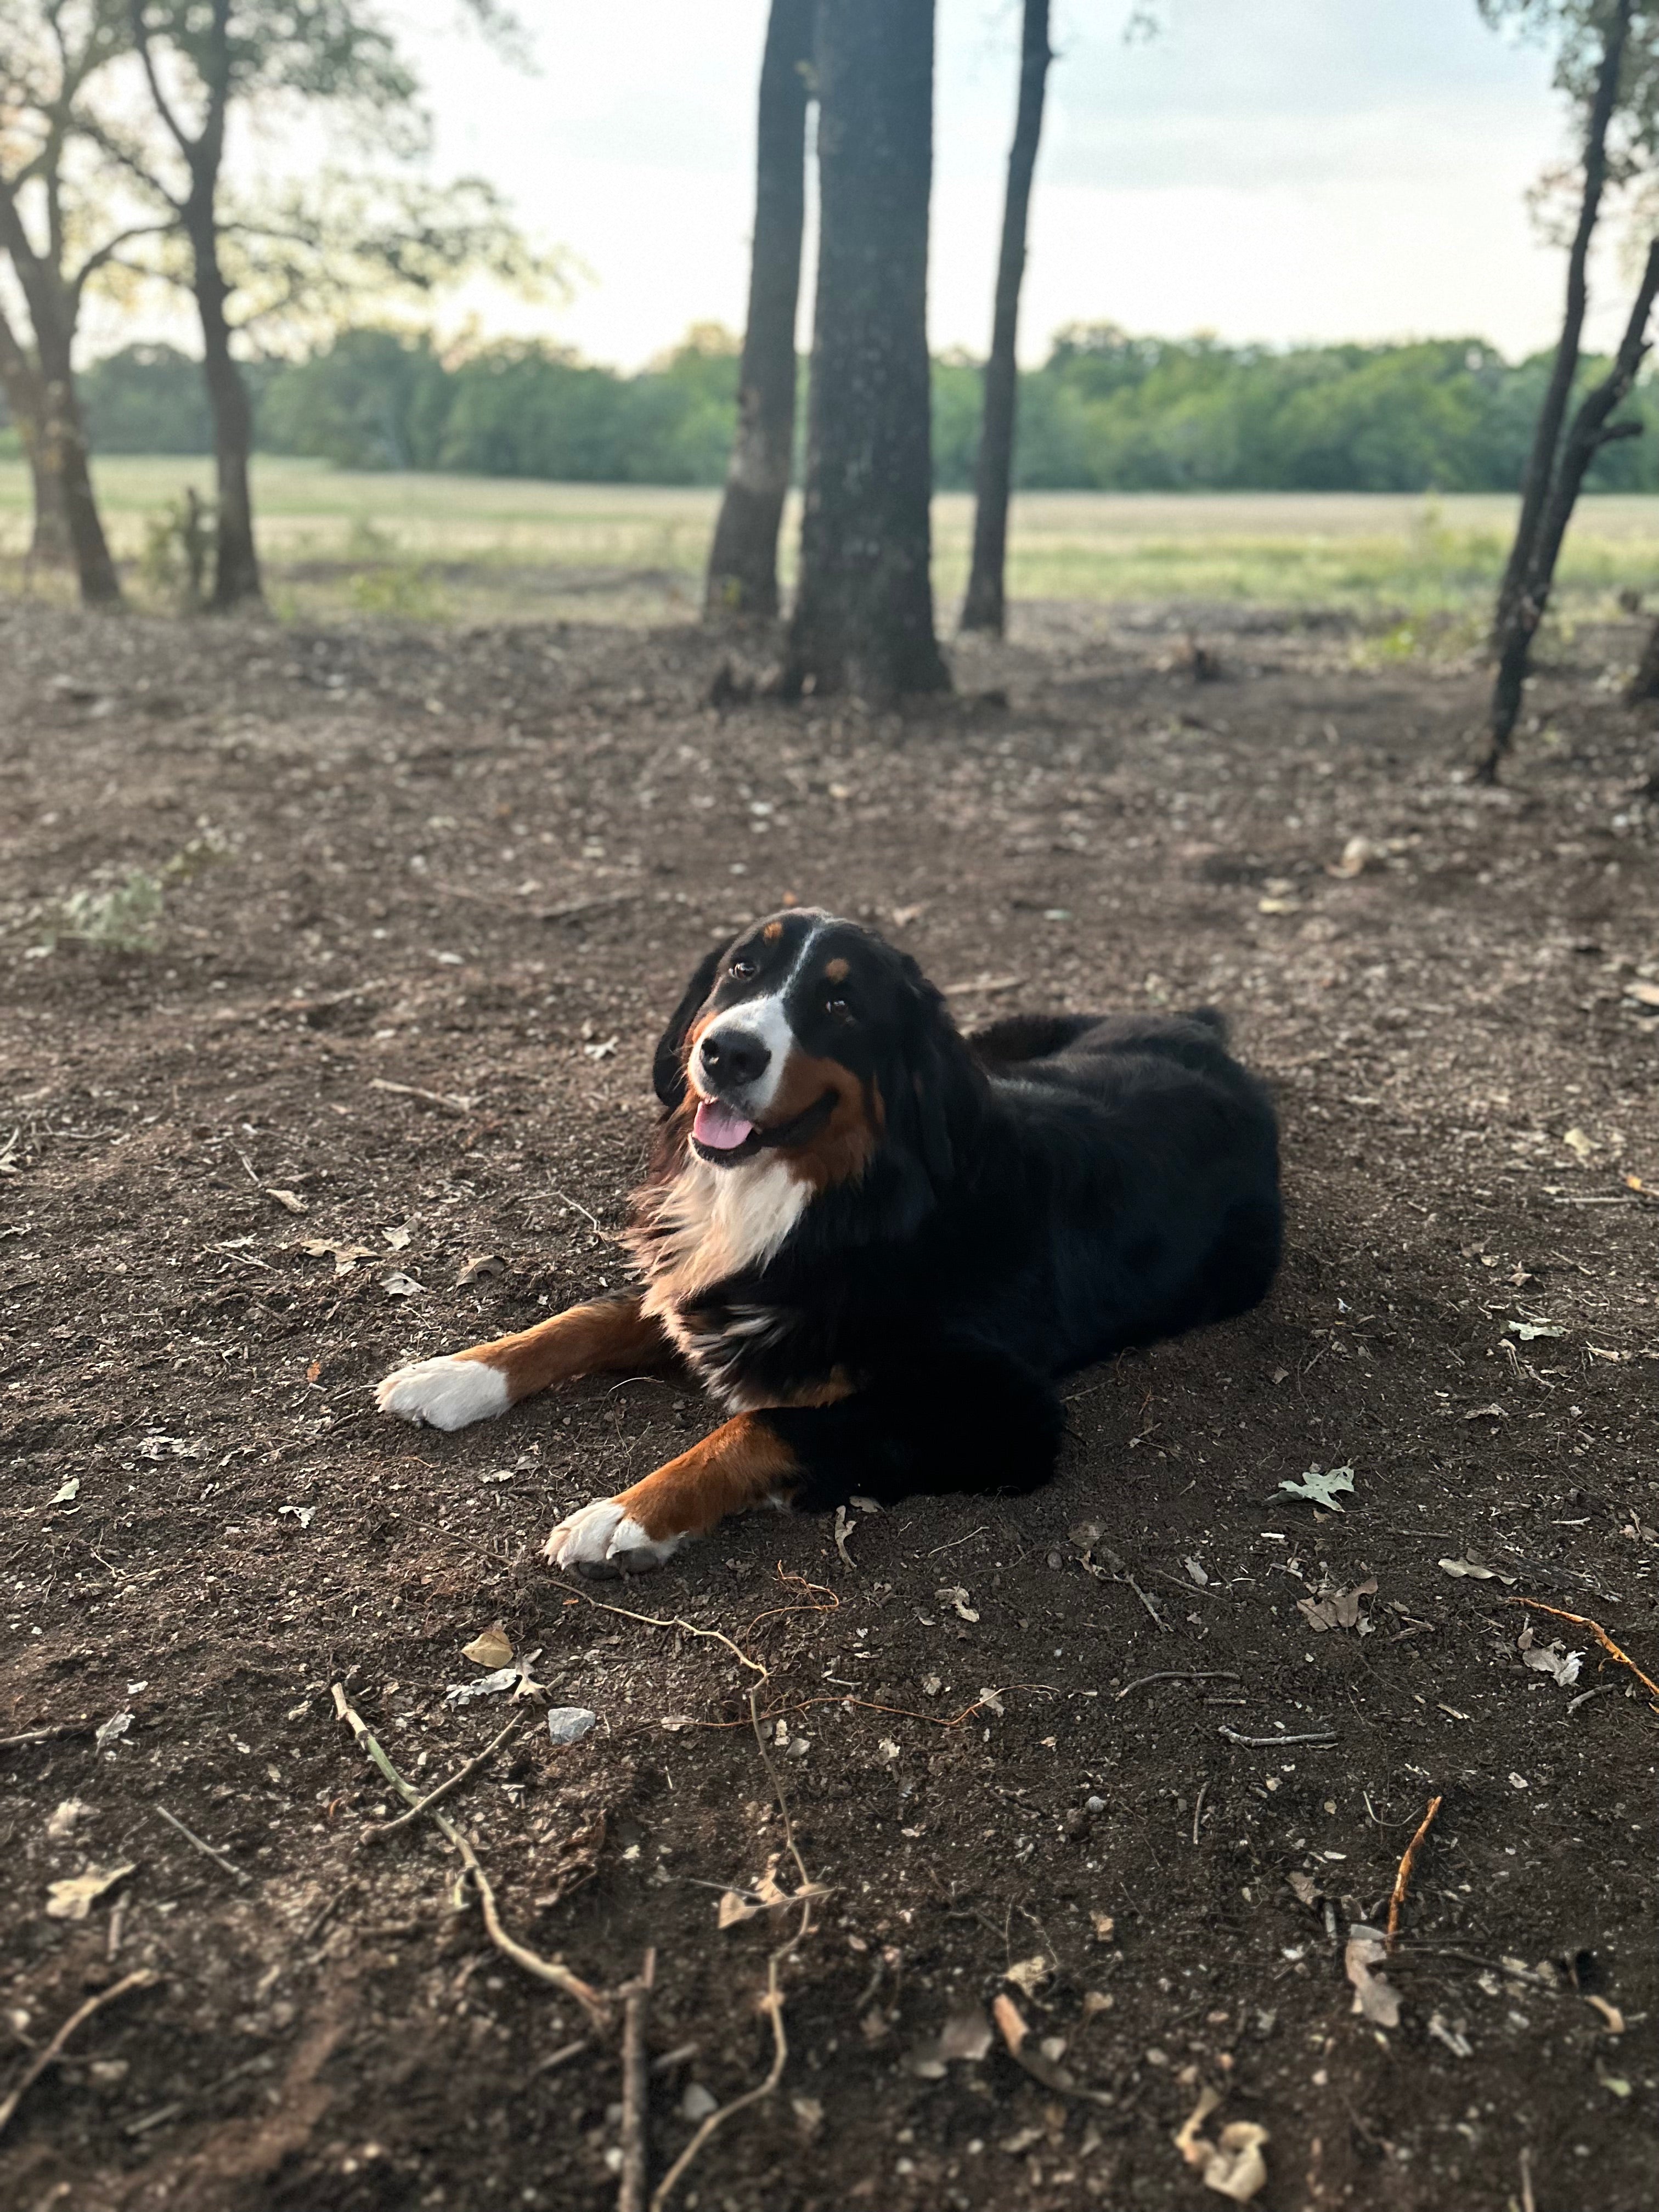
[652,909,981,1188]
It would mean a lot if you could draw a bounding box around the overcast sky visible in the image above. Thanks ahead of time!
[92,1,1639,367]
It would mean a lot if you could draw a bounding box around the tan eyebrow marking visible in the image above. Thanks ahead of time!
[763,919,784,944]
[825,957,849,982]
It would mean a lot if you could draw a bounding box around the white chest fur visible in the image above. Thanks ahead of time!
[634,1154,808,1404]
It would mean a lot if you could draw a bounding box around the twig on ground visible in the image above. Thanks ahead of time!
[619,1949,657,2212]
[153,1803,251,1885]
[549,1183,627,1246]
[1506,1596,1659,1707]
[535,890,633,926]
[363,1714,522,1842]
[1124,1575,1169,1633]
[558,1588,769,1681]
[646,1686,819,2211]
[0,1722,95,1752]
[1218,1726,1336,1748]
[1519,2146,1536,2212]
[533,2039,589,2076]
[1191,1779,1209,1848]
[0,1970,160,2140]
[1147,1566,1230,1604]
[330,1683,607,2029]
[368,1076,474,1115]
[1386,1792,1444,1949]
[1116,1669,1241,1701]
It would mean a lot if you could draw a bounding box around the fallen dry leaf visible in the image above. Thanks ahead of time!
[1005,1954,1051,1996]
[1277,1463,1356,1511]
[381,1271,423,1298]
[382,1224,413,1250]
[266,1187,308,1215]
[461,1624,513,1671]
[298,1238,377,1277]
[1562,1126,1595,1161]
[455,1251,505,1288]
[1297,1576,1378,1635]
[934,1584,980,1623]
[46,1862,135,1921]
[1327,834,1383,878]
[1345,1931,1403,2028]
[1174,2085,1270,2202]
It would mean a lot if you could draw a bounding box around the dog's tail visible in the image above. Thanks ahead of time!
[1182,1005,1229,1043]
[967,1011,1104,1068]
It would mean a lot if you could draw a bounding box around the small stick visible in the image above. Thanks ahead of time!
[331,1684,607,2029]
[364,1715,521,1842]
[0,1722,94,1752]
[1218,1726,1336,1748]
[1386,1792,1444,1949]
[560,1589,769,1680]
[991,1991,1115,2106]
[153,1804,251,1886]
[368,1077,474,1115]
[1124,1575,1169,1633]
[648,1923,800,2212]
[618,1948,657,2212]
[1116,1669,1241,1701]
[1191,1779,1209,1848]
[1505,1596,1659,1707]
[534,890,633,925]
[0,1970,160,2140]
[1519,2146,1536,2212]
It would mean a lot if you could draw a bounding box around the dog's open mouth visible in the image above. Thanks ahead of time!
[692,1096,761,1161]
[691,1089,838,1166]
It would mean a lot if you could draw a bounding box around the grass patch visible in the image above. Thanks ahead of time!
[4,460,1659,628]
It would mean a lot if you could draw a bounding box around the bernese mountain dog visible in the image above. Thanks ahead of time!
[376,908,1282,1575]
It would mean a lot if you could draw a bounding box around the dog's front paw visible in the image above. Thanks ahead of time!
[375,1355,510,1431]
[544,1499,682,1577]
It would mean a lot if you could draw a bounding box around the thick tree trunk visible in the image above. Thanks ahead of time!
[705,0,813,622]
[1492,0,1630,648]
[960,0,1051,638]
[0,304,71,566]
[39,362,121,602]
[0,234,120,601]
[785,0,950,702]
[189,215,262,609]
[1481,237,1659,781]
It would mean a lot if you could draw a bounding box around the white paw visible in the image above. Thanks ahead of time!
[543,1499,684,1577]
[375,1355,510,1431]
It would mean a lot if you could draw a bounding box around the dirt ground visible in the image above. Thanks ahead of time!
[3,591,1658,2212]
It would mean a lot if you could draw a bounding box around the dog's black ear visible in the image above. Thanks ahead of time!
[652,945,725,1107]
[893,957,981,1186]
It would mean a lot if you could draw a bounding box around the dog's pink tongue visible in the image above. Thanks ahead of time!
[693,1098,756,1151]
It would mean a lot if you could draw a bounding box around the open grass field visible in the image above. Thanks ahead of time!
[5,455,1659,631]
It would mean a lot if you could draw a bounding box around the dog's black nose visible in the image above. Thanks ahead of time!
[699,1028,770,1089]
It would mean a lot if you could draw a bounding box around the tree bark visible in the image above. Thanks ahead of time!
[705,0,814,622]
[0,301,71,567]
[0,213,121,602]
[190,208,262,608]
[960,0,1051,638]
[1482,236,1659,781]
[1492,0,1630,648]
[1627,611,1659,702]
[785,0,950,702]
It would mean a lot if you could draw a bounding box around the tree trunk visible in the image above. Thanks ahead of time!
[1482,236,1659,781]
[705,0,813,622]
[785,0,950,702]
[1492,0,1630,649]
[188,213,262,609]
[1627,612,1659,702]
[0,303,71,567]
[960,0,1051,638]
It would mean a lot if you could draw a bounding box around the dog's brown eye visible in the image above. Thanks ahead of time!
[729,957,757,980]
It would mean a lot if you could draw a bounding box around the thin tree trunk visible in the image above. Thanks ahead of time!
[960,0,1051,638]
[1492,0,1630,648]
[0,302,71,566]
[705,0,813,622]
[1627,612,1659,702]
[785,0,950,702]
[189,214,261,608]
[1482,237,1659,782]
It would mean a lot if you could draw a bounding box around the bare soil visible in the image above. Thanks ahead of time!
[3,595,1658,2212]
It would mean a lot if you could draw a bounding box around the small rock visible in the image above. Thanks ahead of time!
[546,1707,599,1746]
[681,2081,718,2122]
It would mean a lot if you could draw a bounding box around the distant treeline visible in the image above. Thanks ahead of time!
[19,324,1659,493]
